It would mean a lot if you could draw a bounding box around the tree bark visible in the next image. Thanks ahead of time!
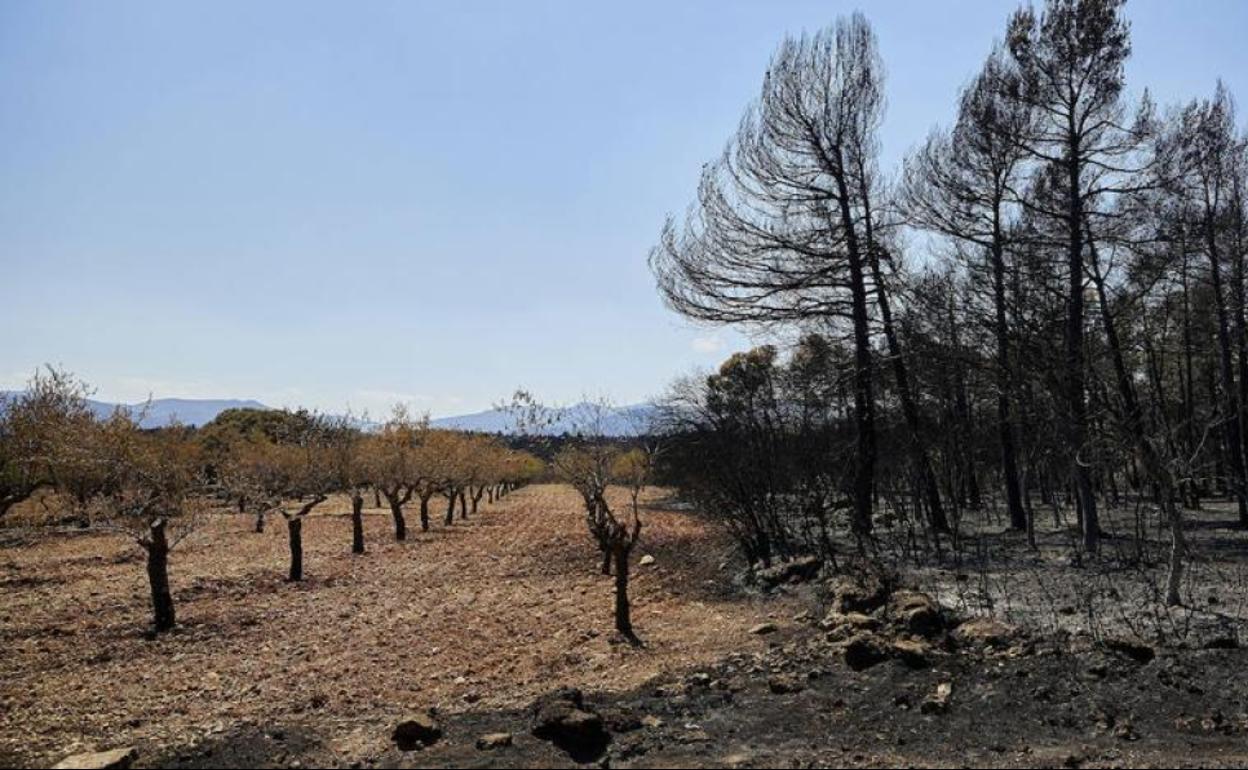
[1066,150,1098,553]
[990,232,1027,529]
[612,544,635,641]
[351,492,365,555]
[419,492,432,532]
[287,515,304,581]
[390,502,406,541]
[1206,217,1248,525]
[834,154,876,540]
[867,244,949,533]
[146,518,175,632]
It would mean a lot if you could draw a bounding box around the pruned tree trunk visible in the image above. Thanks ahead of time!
[145,518,175,633]
[351,493,365,555]
[390,500,406,541]
[419,493,432,532]
[287,515,304,581]
[612,543,635,642]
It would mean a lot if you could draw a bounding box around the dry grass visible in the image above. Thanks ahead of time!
[0,484,792,767]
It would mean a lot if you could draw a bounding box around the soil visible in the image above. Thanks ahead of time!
[0,485,790,768]
[3,485,1248,769]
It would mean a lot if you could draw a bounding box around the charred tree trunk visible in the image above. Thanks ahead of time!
[1066,155,1098,553]
[1089,236,1184,600]
[835,157,876,540]
[991,234,1027,529]
[868,244,949,533]
[1207,219,1248,525]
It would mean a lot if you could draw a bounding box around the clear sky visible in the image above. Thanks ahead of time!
[3,0,1246,417]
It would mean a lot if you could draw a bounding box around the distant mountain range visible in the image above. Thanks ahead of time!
[0,394,658,435]
[429,402,658,437]
[0,393,269,429]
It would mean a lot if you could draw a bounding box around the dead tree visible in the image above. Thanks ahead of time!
[902,48,1032,530]
[650,14,890,540]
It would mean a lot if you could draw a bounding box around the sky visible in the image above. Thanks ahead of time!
[2,0,1246,418]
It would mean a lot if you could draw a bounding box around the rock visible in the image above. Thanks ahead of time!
[639,554,656,567]
[641,715,664,729]
[687,671,712,687]
[393,712,442,750]
[755,556,822,588]
[844,633,890,671]
[530,688,610,761]
[824,572,890,614]
[677,728,712,743]
[768,674,806,694]
[920,682,952,714]
[1104,637,1155,664]
[600,706,643,733]
[1114,721,1139,742]
[819,610,879,632]
[890,639,933,669]
[951,617,1017,649]
[476,733,513,750]
[53,748,138,770]
[749,622,777,636]
[888,590,946,638]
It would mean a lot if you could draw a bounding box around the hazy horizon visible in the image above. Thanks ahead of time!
[4,0,1246,417]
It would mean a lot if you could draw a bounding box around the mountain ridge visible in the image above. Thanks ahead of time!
[0,393,658,435]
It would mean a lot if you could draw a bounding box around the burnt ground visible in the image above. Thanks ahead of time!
[150,600,1248,769]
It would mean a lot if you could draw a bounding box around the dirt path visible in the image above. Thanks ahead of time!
[0,484,792,768]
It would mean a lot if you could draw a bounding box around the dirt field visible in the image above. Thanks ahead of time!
[0,484,794,768]
[5,486,1248,769]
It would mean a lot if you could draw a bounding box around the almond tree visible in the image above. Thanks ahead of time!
[553,442,645,643]
[509,392,645,643]
[326,414,370,554]
[0,368,95,520]
[364,407,426,541]
[270,425,336,582]
[84,413,205,632]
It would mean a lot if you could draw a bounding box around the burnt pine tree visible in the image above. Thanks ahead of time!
[1004,0,1148,552]
[902,48,1033,531]
[651,14,892,539]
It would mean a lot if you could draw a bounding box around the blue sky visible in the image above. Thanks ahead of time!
[3,0,1246,417]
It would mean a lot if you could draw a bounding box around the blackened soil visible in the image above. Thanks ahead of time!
[152,624,1248,769]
